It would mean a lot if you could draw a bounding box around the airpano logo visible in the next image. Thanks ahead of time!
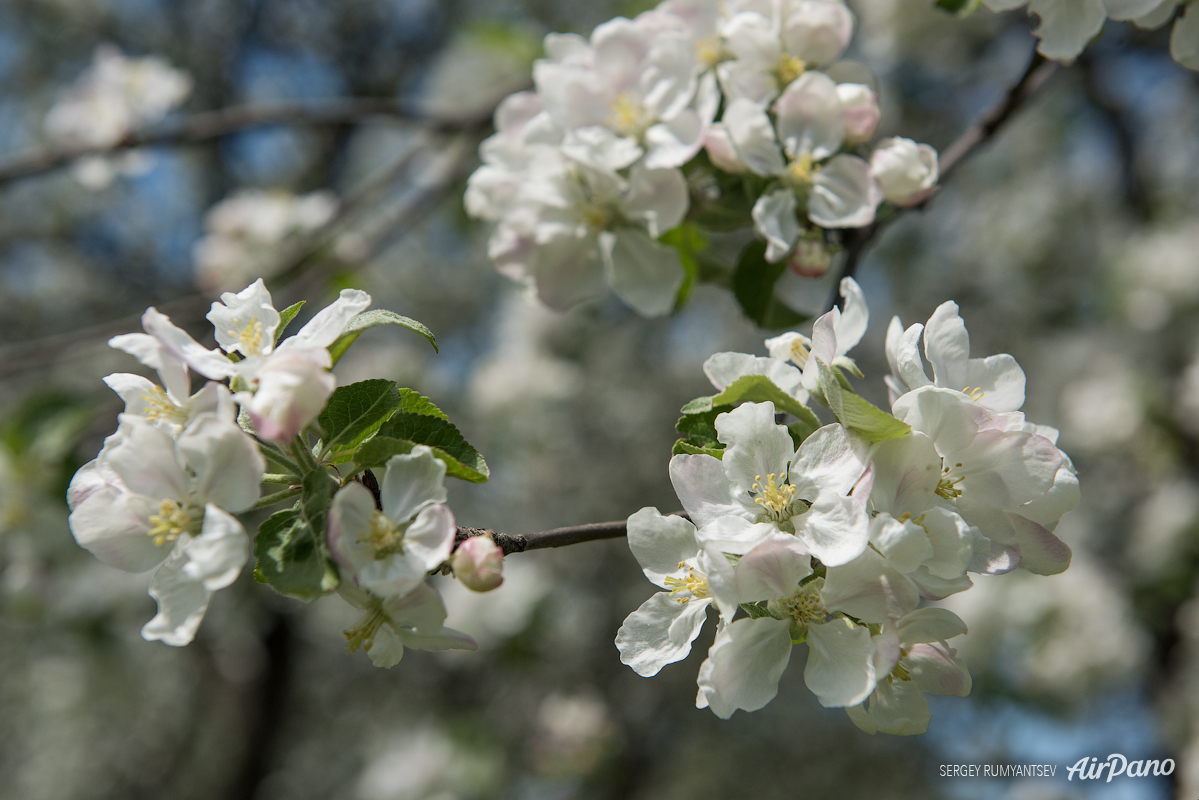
[1067,754,1175,781]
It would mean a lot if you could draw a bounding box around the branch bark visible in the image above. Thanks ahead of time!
[456,513,690,556]
[0,97,491,184]
[826,48,1060,312]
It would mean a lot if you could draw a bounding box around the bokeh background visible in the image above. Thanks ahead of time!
[0,0,1196,798]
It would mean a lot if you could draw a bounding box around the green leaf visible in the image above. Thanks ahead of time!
[710,374,822,432]
[253,473,339,601]
[732,240,809,329]
[741,601,775,619]
[374,414,490,483]
[274,301,306,343]
[935,0,981,15]
[328,309,437,365]
[317,379,401,455]
[353,436,416,467]
[788,420,819,449]
[680,395,716,414]
[672,440,725,458]
[395,388,449,420]
[815,360,910,442]
[661,222,708,309]
[675,407,727,449]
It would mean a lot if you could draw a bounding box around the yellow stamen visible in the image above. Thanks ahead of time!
[139,385,188,425]
[607,92,649,138]
[778,584,827,624]
[751,473,797,520]
[146,498,202,546]
[694,35,725,68]
[579,205,613,230]
[936,461,965,500]
[777,53,806,87]
[344,608,386,653]
[961,386,986,401]
[227,315,266,356]
[785,154,816,189]
[359,511,406,559]
[789,337,811,368]
[663,560,711,603]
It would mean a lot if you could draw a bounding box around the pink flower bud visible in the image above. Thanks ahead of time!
[452,535,504,592]
[787,239,831,278]
[836,83,880,146]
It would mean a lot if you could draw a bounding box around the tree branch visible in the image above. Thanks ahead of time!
[456,513,691,556]
[825,47,1060,312]
[0,96,492,184]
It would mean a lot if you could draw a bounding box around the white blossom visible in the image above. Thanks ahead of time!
[869,137,938,207]
[328,447,457,599]
[340,582,477,668]
[67,413,265,646]
[451,535,505,592]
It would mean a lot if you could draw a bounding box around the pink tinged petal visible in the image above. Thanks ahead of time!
[923,301,970,391]
[698,617,793,718]
[383,582,449,634]
[627,507,701,587]
[965,528,1022,575]
[668,454,743,529]
[964,354,1026,412]
[246,349,336,442]
[724,98,786,176]
[808,154,882,228]
[696,516,775,555]
[101,416,188,501]
[452,535,504,592]
[898,607,968,646]
[1173,4,1199,69]
[772,71,845,161]
[327,482,378,574]
[803,619,877,707]
[798,493,870,567]
[869,432,941,517]
[176,414,265,513]
[381,446,448,522]
[703,352,807,400]
[957,429,1062,509]
[863,677,931,735]
[141,548,212,646]
[140,307,237,381]
[69,488,165,573]
[206,278,280,356]
[869,514,932,574]
[1028,0,1107,60]
[907,642,971,696]
[836,83,880,145]
[715,401,795,501]
[67,460,112,511]
[616,592,712,676]
[603,228,685,317]
[284,288,371,351]
[752,189,800,263]
[781,0,854,65]
[403,503,457,572]
[822,547,919,621]
[732,533,813,601]
[790,423,870,498]
[1009,513,1072,575]
[530,231,606,311]
[180,505,249,590]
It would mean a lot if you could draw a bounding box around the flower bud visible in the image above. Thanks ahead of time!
[869,137,939,206]
[452,535,504,592]
[836,83,880,145]
[788,239,831,278]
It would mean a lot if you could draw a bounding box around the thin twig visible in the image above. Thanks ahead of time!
[0,97,492,184]
[456,512,691,556]
[825,47,1060,313]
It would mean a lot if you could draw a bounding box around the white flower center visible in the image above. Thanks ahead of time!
[359,511,407,559]
[788,337,811,368]
[887,647,913,683]
[751,473,801,523]
[663,561,711,603]
[140,385,188,425]
[784,153,816,190]
[777,583,827,624]
[227,315,267,356]
[146,498,203,546]
[775,53,806,88]
[694,35,726,68]
[936,460,965,501]
[606,92,652,139]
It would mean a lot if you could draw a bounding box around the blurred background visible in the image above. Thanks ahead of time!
[0,0,1195,798]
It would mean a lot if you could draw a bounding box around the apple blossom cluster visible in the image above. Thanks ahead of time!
[65,279,501,664]
[977,0,1199,68]
[617,278,1079,734]
[45,45,193,189]
[193,189,340,293]
[465,0,940,318]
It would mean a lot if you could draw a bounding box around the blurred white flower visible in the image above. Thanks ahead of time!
[1059,370,1142,451]
[193,189,339,292]
[869,136,938,206]
[45,45,192,188]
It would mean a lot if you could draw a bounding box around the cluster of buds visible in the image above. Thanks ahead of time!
[618,278,1078,734]
[65,279,503,661]
[464,0,939,317]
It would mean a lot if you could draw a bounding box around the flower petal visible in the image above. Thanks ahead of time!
[616,591,711,676]
[732,532,813,601]
[603,228,684,317]
[180,505,249,590]
[669,453,743,529]
[822,547,919,621]
[141,548,212,646]
[381,446,448,523]
[627,507,701,587]
[752,188,801,263]
[698,616,793,718]
[803,619,877,707]
[715,401,795,500]
[808,155,882,228]
[176,414,266,513]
